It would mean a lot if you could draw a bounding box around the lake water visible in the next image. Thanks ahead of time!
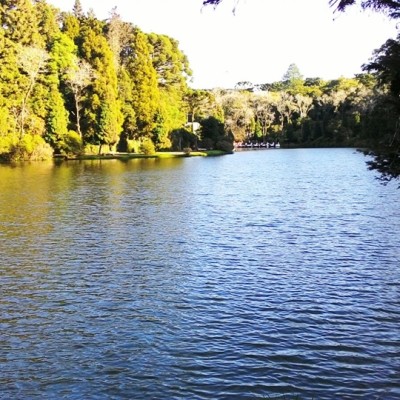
[0,148,399,400]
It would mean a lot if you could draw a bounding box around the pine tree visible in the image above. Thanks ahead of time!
[72,0,84,19]
[45,33,76,148]
[147,33,192,147]
[78,15,122,151]
[0,0,41,46]
[126,28,159,140]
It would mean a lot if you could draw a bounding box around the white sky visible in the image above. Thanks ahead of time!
[48,0,399,89]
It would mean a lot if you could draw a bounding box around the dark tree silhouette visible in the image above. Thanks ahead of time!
[329,0,400,18]
[362,34,400,183]
[203,0,400,17]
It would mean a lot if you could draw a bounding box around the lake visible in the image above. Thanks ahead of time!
[0,148,399,399]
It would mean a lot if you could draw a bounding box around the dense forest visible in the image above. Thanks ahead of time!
[0,0,399,181]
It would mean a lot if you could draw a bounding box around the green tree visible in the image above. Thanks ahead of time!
[362,33,400,180]
[363,33,400,98]
[117,67,136,151]
[0,0,41,46]
[45,89,69,151]
[282,63,306,94]
[126,28,159,140]
[35,0,60,47]
[215,90,253,142]
[251,93,276,142]
[148,33,192,91]
[282,63,303,83]
[184,89,217,123]
[73,0,85,19]
[61,12,81,43]
[275,92,296,135]
[78,15,123,151]
[45,33,77,149]
[148,33,192,148]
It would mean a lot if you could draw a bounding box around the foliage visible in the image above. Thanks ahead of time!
[65,58,94,137]
[183,147,192,155]
[0,0,398,184]
[0,0,194,161]
[83,143,100,155]
[127,28,159,139]
[170,127,197,151]
[59,130,83,155]
[361,32,400,180]
[329,0,400,18]
[127,139,140,153]
[363,33,400,98]
[147,33,192,91]
[215,139,234,153]
[7,134,53,161]
[0,134,17,156]
[200,116,234,151]
[140,137,156,155]
[203,0,400,18]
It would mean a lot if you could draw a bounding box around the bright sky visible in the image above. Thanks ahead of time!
[48,0,399,89]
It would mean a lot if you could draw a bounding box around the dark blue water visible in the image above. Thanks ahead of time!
[1,149,399,399]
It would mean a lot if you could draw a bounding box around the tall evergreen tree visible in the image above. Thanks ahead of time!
[61,12,81,44]
[45,32,76,148]
[35,0,60,48]
[126,28,159,140]
[78,15,122,151]
[0,0,41,46]
[106,7,126,72]
[147,33,192,147]
[72,0,84,19]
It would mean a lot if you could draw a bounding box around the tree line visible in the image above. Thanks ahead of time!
[213,68,390,150]
[0,0,232,159]
[0,0,399,182]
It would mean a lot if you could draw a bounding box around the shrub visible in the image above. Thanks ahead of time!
[140,138,156,155]
[156,136,172,151]
[30,141,54,160]
[216,139,234,153]
[183,147,192,155]
[128,139,140,153]
[83,144,100,155]
[0,134,17,157]
[59,131,83,155]
[8,134,53,161]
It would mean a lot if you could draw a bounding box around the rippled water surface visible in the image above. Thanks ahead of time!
[1,149,399,399]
